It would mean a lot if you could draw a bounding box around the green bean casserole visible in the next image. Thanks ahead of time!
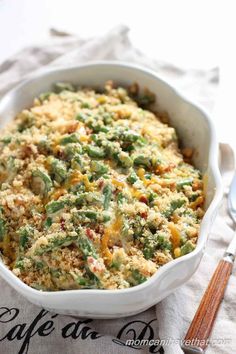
[0,81,204,290]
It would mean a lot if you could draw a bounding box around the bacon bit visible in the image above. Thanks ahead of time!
[86,228,94,240]
[21,144,38,158]
[98,179,104,189]
[95,224,104,234]
[67,121,79,133]
[169,182,177,192]
[56,149,65,160]
[87,257,94,264]
[0,171,7,184]
[87,257,105,274]
[140,211,148,219]
[156,163,176,174]
[85,127,93,134]
[139,195,148,204]
[14,196,26,206]
[60,219,65,231]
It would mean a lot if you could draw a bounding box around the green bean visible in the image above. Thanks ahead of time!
[39,92,52,102]
[121,130,140,143]
[88,121,109,133]
[164,199,186,219]
[49,157,67,183]
[103,184,112,210]
[34,260,45,270]
[143,233,171,259]
[130,269,147,285]
[0,156,18,185]
[104,143,120,160]
[76,236,97,258]
[69,181,85,194]
[103,113,113,125]
[137,136,148,146]
[71,155,84,170]
[64,143,82,160]
[176,178,193,190]
[188,193,199,202]
[145,173,152,180]
[32,169,53,196]
[102,213,111,222]
[32,284,49,291]
[84,264,100,285]
[127,171,138,184]
[142,232,156,259]
[74,192,102,207]
[45,200,66,215]
[110,260,121,270]
[54,82,75,93]
[148,192,157,203]
[76,112,89,123]
[143,244,154,260]
[86,145,105,158]
[73,210,110,223]
[81,102,91,108]
[44,217,52,229]
[35,235,78,255]
[90,161,108,175]
[74,210,98,221]
[18,225,34,251]
[181,240,195,255]
[91,133,104,146]
[156,234,172,251]
[133,155,151,168]
[7,156,17,172]
[0,218,6,241]
[117,192,126,205]
[117,152,133,168]
[37,138,51,155]
[70,271,97,288]
[0,136,11,144]
[17,111,35,132]
[60,133,80,145]
[14,258,25,271]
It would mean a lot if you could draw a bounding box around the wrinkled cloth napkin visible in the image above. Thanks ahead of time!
[0,25,235,354]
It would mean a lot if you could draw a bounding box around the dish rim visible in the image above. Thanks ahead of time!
[0,61,223,297]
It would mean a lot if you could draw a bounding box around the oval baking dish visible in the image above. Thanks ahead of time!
[0,62,223,318]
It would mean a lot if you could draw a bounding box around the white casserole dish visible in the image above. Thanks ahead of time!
[0,62,223,318]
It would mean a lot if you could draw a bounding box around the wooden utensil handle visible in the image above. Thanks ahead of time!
[182,259,233,353]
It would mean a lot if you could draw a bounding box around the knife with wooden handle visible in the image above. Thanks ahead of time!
[181,255,234,353]
[181,172,236,353]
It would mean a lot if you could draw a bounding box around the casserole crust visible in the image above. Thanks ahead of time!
[0,81,204,290]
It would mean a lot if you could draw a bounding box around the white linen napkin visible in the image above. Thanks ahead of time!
[0,25,235,354]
